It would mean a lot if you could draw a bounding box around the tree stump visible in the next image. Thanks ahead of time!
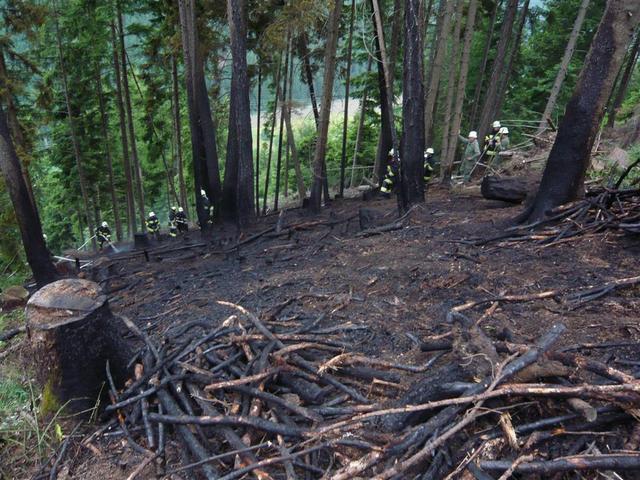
[26,279,131,415]
[481,175,532,204]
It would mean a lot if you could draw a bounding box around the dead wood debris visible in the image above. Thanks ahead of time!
[82,301,640,480]
[479,188,640,248]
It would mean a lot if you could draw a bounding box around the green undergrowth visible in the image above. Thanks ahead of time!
[0,309,70,479]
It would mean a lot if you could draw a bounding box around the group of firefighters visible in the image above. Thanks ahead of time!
[95,189,213,250]
[95,126,510,249]
[380,120,510,195]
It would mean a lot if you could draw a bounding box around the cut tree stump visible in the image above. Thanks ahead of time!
[26,279,131,414]
[481,176,533,204]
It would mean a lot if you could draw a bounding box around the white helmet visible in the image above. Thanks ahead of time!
[101,221,108,228]
[468,131,478,139]
[171,206,177,211]
[425,148,434,155]
[388,148,395,156]
[499,127,509,134]
[200,189,206,196]
[149,212,155,217]
[43,234,48,241]
[492,120,501,129]
[178,207,184,213]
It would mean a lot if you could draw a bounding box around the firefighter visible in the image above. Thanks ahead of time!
[499,127,510,151]
[484,120,502,159]
[458,131,481,181]
[96,221,111,250]
[423,147,436,183]
[200,189,214,226]
[168,206,178,237]
[380,148,399,197]
[175,207,188,233]
[146,211,160,238]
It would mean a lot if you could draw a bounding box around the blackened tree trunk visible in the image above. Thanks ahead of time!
[273,37,291,212]
[443,0,479,182]
[608,31,640,128]
[117,4,145,230]
[308,0,342,212]
[0,107,57,287]
[523,0,640,222]
[55,11,96,250]
[401,0,425,207]
[424,0,456,145]
[0,48,37,211]
[178,0,222,228]
[494,0,530,120]
[262,59,282,214]
[298,35,320,127]
[371,0,393,185]
[298,35,330,203]
[389,0,403,91]
[225,0,254,226]
[255,66,261,214]
[471,0,502,128]
[110,21,136,235]
[95,65,122,241]
[538,0,591,133]
[477,0,519,143]
[339,0,356,197]
[171,54,189,216]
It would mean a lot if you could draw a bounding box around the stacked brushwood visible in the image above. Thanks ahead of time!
[477,188,640,247]
[106,304,640,479]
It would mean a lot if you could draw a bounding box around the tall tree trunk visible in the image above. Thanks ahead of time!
[178,0,222,228]
[523,0,640,222]
[261,59,282,215]
[439,0,464,170]
[350,57,373,187]
[494,0,530,120]
[471,0,502,128]
[424,0,456,145]
[607,30,640,128]
[443,0,479,182]
[284,95,306,201]
[273,36,291,212]
[225,0,255,226]
[171,54,189,216]
[298,35,320,127]
[110,21,136,235]
[255,65,261,214]
[117,3,145,230]
[55,10,96,250]
[308,0,343,212]
[0,107,57,287]
[371,0,394,184]
[95,65,123,241]
[339,0,356,197]
[538,0,591,133]
[284,50,294,198]
[297,35,330,203]
[477,0,519,143]
[0,48,37,211]
[401,0,425,207]
[389,0,403,91]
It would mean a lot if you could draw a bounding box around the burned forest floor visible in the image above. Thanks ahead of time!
[4,184,640,479]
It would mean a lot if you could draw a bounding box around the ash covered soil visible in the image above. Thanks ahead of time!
[105,187,640,356]
[70,186,640,479]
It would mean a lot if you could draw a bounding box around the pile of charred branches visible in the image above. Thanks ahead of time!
[106,304,640,479]
[480,188,640,248]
